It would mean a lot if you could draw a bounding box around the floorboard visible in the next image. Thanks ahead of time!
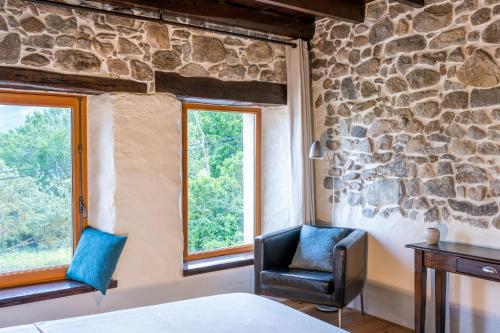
[284,300,413,333]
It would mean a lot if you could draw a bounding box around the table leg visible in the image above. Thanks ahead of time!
[415,250,426,333]
[435,270,447,333]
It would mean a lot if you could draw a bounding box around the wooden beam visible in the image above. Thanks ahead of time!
[0,67,148,94]
[155,71,286,105]
[102,0,315,40]
[251,0,365,23]
[390,0,425,7]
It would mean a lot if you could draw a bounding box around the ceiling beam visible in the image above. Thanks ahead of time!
[251,0,365,23]
[390,0,425,7]
[101,0,315,40]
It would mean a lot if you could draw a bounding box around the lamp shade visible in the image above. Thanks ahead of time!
[309,140,324,160]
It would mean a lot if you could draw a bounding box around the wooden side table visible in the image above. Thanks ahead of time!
[406,242,500,333]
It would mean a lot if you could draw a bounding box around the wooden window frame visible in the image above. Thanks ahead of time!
[0,91,88,289]
[182,103,261,262]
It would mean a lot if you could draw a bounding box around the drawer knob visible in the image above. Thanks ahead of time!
[482,267,498,274]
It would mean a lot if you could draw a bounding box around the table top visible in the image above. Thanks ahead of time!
[406,242,500,263]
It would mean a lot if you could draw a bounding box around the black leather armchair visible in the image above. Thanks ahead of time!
[254,226,367,327]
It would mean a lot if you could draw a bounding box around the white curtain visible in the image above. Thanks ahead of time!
[286,39,316,226]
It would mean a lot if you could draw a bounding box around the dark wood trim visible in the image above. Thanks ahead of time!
[435,270,446,333]
[183,252,254,276]
[392,0,425,7]
[0,280,118,308]
[155,72,287,105]
[0,67,147,95]
[414,249,426,333]
[252,0,365,23]
[101,0,315,39]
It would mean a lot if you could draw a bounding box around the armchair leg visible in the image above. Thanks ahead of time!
[338,308,342,328]
[360,292,365,315]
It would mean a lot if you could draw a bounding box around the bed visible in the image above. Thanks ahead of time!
[0,293,347,333]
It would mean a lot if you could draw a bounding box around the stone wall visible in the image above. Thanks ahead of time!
[311,0,500,228]
[0,0,286,91]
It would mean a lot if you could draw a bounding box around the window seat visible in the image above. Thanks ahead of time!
[0,279,118,308]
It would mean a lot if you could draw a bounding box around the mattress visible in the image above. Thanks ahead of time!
[1,293,347,333]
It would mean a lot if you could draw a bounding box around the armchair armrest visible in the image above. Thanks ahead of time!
[254,226,302,294]
[332,229,367,307]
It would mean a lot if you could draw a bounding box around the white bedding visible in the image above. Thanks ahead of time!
[2,293,347,333]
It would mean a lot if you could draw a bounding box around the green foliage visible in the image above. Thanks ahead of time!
[187,110,247,253]
[0,108,72,272]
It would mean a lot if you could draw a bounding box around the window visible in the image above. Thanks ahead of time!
[182,104,261,261]
[0,92,87,288]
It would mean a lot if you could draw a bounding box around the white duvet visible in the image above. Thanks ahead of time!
[1,293,347,333]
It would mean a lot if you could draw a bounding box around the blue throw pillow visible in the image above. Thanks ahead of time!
[66,227,127,294]
[289,225,348,272]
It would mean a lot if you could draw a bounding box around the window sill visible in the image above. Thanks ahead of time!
[183,252,254,277]
[0,279,118,308]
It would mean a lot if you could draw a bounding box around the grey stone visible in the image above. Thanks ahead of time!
[385,76,407,93]
[152,50,181,70]
[396,55,413,74]
[351,126,367,138]
[0,16,6,31]
[467,126,487,139]
[406,69,440,89]
[385,35,426,56]
[20,17,44,33]
[341,78,358,100]
[448,199,499,216]
[429,28,467,49]
[441,91,469,109]
[437,161,453,175]
[330,24,350,39]
[468,186,488,201]
[118,38,142,55]
[46,15,76,33]
[471,8,492,25]
[449,48,465,62]
[368,119,397,137]
[55,50,101,72]
[482,19,500,43]
[362,207,378,218]
[414,101,440,118]
[369,17,394,44]
[106,59,129,75]
[456,164,488,183]
[423,176,456,198]
[26,34,54,49]
[192,36,226,63]
[0,33,20,64]
[376,135,393,150]
[450,139,476,155]
[144,22,169,49]
[316,39,335,55]
[56,35,75,47]
[491,179,500,196]
[130,60,153,81]
[477,142,500,155]
[355,59,380,76]
[493,216,500,229]
[330,63,349,77]
[20,53,49,67]
[457,50,500,87]
[361,81,377,98]
[245,41,273,64]
[221,64,246,80]
[364,179,402,206]
[471,87,500,107]
[413,3,453,33]
[424,207,439,222]
[347,192,363,206]
[179,63,209,77]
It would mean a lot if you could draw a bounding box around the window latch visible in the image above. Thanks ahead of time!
[79,196,88,219]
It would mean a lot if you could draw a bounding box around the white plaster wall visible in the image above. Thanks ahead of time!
[0,95,292,328]
[316,176,500,332]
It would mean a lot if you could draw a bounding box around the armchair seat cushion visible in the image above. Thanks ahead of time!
[260,268,334,294]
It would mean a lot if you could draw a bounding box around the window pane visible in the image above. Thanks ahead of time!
[0,105,73,273]
[187,109,256,254]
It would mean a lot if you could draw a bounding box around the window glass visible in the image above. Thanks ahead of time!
[185,107,258,256]
[0,105,73,273]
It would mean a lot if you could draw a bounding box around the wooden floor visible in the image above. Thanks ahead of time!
[284,300,412,333]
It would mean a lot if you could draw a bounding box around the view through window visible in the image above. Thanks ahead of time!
[0,92,86,287]
[183,104,261,260]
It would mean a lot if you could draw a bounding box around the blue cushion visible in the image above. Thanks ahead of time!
[289,225,348,273]
[66,227,127,294]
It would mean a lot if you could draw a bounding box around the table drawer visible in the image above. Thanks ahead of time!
[457,258,500,281]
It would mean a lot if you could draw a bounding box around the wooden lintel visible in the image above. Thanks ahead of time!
[252,0,366,23]
[0,67,148,95]
[391,0,425,7]
[155,71,287,105]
